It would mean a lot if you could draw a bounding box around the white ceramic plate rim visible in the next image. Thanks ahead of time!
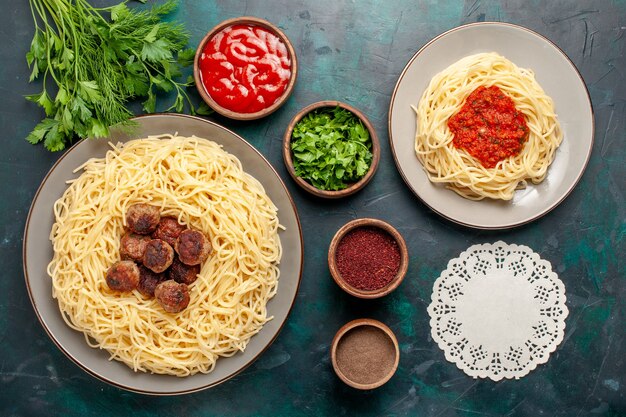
[23,114,303,395]
[388,22,594,229]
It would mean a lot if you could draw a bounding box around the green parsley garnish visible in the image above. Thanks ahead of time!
[291,107,372,191]
[25,0,210,152]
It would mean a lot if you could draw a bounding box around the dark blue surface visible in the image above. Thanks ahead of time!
[0,1,624,416]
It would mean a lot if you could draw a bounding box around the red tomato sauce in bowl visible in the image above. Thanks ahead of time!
[448,85,529,169]
[198,23,292,115]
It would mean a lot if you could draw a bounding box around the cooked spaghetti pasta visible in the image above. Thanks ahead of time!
[414,52,562,200]
[47,135,282,376]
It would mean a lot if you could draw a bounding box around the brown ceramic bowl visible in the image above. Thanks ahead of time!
[331,318,400,390]
[193,16,298,120]
[328,218,408,299]
[282,101,380,198]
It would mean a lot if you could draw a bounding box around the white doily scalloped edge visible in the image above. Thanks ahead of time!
[428,241,569,381]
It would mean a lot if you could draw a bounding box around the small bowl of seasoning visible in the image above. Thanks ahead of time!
[331,318,400,390]
[194,16,298,120]
[282,101,380,198]
[328,218,408,298]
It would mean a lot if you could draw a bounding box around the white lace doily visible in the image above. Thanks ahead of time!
[428,241,568,381]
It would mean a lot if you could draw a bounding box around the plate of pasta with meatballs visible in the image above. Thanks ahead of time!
[23,114,303,394]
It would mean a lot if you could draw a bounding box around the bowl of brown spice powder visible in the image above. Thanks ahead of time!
[328,218,408,299]
[331,318,400,390]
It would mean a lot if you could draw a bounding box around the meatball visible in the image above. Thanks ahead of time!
[119,233,151,261]
[169,257,200,285]
[137,265,165,297]
[106,260,140,291]
[152,217,187,247]
[154,280,190,313]
[143,239,174,273]
[175,230,212,266]
[126,203,160,235]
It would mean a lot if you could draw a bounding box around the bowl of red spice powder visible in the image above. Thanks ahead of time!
[328,218,408,299]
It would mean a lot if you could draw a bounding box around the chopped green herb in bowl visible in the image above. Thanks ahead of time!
[283,102,380,198]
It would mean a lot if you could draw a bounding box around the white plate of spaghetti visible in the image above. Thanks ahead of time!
[23,114,303,394]
[388,22,593,229]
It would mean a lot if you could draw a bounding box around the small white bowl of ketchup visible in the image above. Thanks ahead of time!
[194,16,298,120]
